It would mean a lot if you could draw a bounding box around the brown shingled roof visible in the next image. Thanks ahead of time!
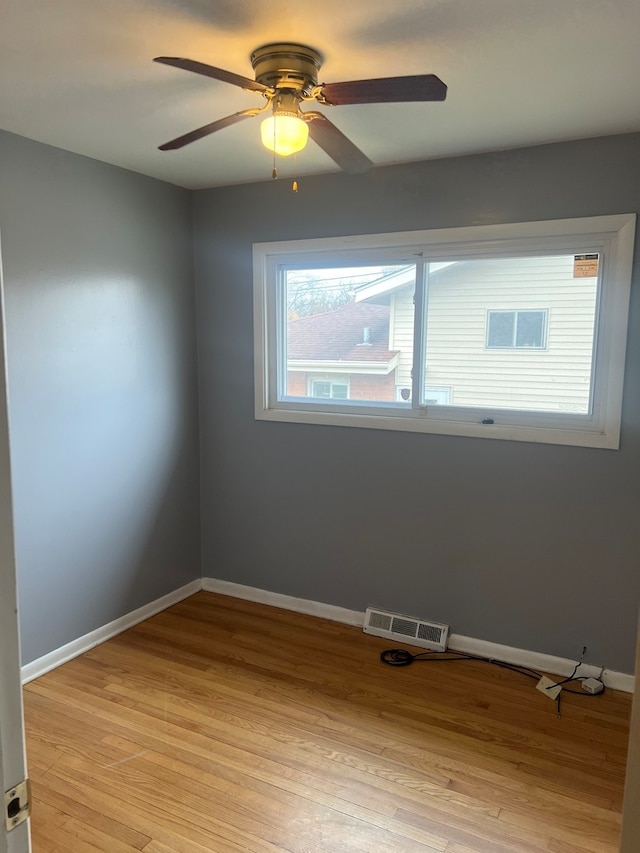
[287,302,398,364]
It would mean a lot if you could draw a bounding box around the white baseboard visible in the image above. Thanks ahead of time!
[20,579,203,684]
[202,577,364,627]
[447,634,634,693]
[22,575,635,694]
[202,577,635,693]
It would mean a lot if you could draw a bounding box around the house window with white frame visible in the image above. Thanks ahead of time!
[398,386,452,405]
[309,378,349,399]
[486,309,548,349]
[253,214,635,449]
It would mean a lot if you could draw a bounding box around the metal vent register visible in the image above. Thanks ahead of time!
[363,607,449,652]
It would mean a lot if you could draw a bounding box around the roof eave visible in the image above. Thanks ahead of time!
[287,354,399,375]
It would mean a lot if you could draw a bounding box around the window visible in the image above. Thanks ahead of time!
[424,386,453,406]
[310,379,349,399]
[400,386,452,405]
[254,214,635,448]
[486,310,547,349]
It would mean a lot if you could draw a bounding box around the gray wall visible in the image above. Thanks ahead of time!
[0,130,201,664]
[194,132,640,674]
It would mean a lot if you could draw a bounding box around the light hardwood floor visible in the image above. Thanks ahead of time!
[24,591,631,852]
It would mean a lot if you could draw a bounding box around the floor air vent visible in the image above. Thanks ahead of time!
[363,607,449,652]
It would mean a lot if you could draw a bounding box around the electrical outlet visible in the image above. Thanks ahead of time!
[536,675,562,700]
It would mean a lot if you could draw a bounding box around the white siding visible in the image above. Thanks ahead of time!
[391,287,414,391]
[390,256,598,412]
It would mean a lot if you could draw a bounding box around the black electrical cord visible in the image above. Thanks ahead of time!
[379,646,605,717]
[545,646,586,690]
[381,647,546,681]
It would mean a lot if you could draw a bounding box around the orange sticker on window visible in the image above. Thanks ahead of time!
[574,254,599,277]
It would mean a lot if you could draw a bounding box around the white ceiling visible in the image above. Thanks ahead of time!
[2,0,640,190]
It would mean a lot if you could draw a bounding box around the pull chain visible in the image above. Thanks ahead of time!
[272,119,277,179]
[269,121,301,189]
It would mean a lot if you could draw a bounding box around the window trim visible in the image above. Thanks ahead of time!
[254,214,636,449]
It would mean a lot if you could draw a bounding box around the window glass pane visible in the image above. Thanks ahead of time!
[311,381,331,398]
[515,311,545,348]
[282,264,415,405]
[331,384,349,399]
[487,312,515,347]
[422,255,598,413]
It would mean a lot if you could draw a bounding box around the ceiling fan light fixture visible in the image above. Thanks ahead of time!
[155,43,446,173]
[260,113,309,157]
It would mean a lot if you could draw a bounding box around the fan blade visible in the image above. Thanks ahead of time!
[158,111,253,151]
[154,56,269,93]
[320,74,447,105]
[307,115,373,174]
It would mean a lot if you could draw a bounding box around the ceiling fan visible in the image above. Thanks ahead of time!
[154,43,447,173]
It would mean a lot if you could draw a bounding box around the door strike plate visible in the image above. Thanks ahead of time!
[5,779,31,831]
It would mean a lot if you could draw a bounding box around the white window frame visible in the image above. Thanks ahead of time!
[254,214,635,449]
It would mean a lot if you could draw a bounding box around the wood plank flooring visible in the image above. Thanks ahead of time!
[23,591,631,852]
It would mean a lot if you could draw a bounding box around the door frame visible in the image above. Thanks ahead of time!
[621,616,640,851]
[0,239,30,852]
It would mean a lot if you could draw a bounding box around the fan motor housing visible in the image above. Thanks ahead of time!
[251,43,323,92]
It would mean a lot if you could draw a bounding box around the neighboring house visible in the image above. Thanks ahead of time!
[287,302,399,401]
[288,256,598,412]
